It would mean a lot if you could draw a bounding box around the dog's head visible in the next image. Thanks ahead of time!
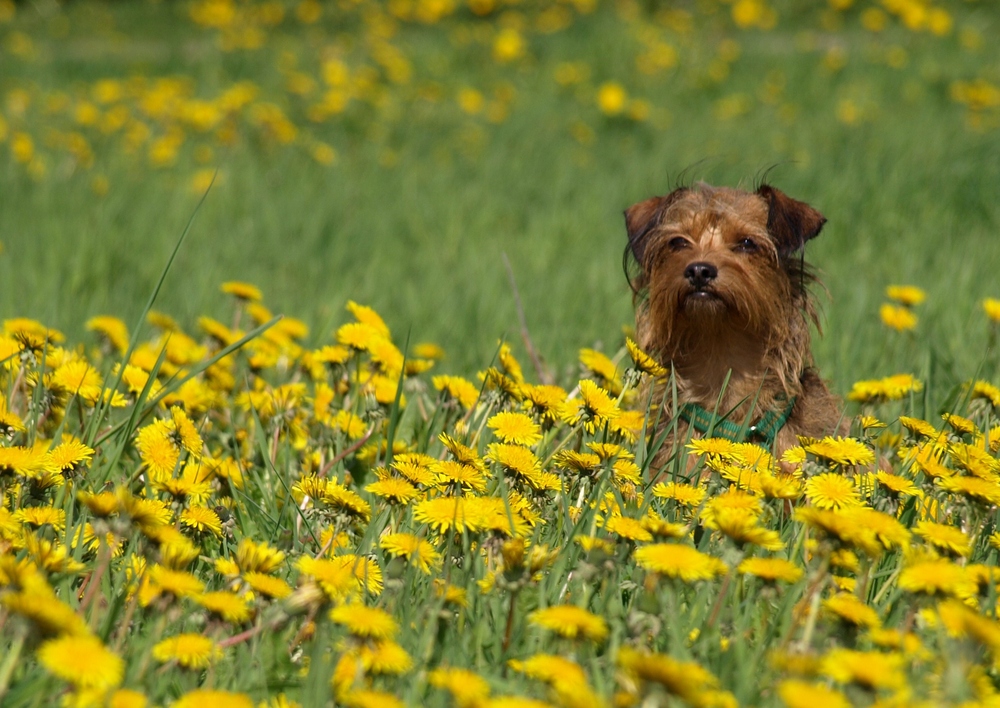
[625,182,826,354]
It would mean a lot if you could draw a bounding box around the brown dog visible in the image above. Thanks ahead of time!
[625,182,842,466]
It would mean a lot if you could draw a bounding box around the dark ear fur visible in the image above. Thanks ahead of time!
[624,188,688,264]
[757,184,826,257]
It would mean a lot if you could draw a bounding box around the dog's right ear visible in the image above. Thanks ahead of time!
[624,188,687,264]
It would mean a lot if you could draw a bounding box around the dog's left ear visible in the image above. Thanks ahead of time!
[625,188,687,264]
[757,185,826,257]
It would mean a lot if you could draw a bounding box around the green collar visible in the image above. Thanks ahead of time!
[678,396,797,447]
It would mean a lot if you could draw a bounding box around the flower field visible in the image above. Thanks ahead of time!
[3,286,1000,708]
[3,0,1000,706]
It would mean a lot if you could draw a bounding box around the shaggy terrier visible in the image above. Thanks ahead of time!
[625,182,843,466]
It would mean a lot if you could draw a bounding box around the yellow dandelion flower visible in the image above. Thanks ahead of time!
[0,445,57,478]
[173,690,253,708]
[138,565,204,606]
[391,458,435,487]
[777,680,850,708]
[50,359,105,403]
[488,411,542,446]
[179,506,222,536]
[640,513,688,540]
[221,281,263,302]
[936,474,1000,505]
[603,514,653,543]
[597,82,628,115]
[194,591,252,623]
[78,490,119,518]
[652,481,706,507]
[428,667,491,707]
[321,481,371,521]
[336,322,385,352]
[243,571,292,599]
[737,557,803,584]
[486,443,552,491]
[298,555,382,599]
[823,593,880,628]
[528,605,608,643]
[169,406,203,457]
[431,460,488,494]
[820,648,905,691]
[874,470,922,498]
[357,639,412,675]
[563,379,620,432]
[687,437,739,458]
[847,374,922,403]
[37,635,124,690]
[86,315,130,354]
[804,473,862,509]
[617,646,719,700]
[108,689,149,708]
[3,583,90,636]
[152,633,222,669]
[49,439,95,475]
[346,301,391,338]
[379,532,441,574]
[414,496,479,534]
[635,543,726,582]
[552,450,602,473]
[330,604,398,639]
[984,297,1000,323]
[508,653,588,689]
[625,337,666,377]
[135,420,180,477]
[708,508,784,551]
[521,383,567,423]
[913,520,972,557]
[899,558,977,599]
[758,473,804,500]
[886,285,925,306]
[366,477,420,504]
[804,437,874,467]
[971,380,1000,408]
[338,690,403,708]
[439,433,485,470]
[880,303,917,331]
[579,348,622,394]
[233,538,286,574]
[14,505,66,531]
[433,375,481,409]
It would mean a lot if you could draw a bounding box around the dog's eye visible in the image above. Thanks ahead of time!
[734,237,758,253]
[667,236,690,251]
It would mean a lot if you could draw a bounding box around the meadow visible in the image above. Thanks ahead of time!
[2,0,1000,705]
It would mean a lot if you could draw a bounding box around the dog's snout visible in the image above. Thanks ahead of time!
[684,262,718,288]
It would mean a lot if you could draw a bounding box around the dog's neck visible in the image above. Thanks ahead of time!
[652,313,809,413]
[670,326,770,406]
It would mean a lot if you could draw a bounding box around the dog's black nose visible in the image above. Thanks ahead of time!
[684,262,718,288]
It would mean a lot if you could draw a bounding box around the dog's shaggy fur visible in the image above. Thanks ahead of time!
[624,182,843,466]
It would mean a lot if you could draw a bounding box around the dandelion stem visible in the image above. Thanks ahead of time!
[502,253,550,385]
[319,425,376,478]
[0,625,26,702]
[502,587,520,655]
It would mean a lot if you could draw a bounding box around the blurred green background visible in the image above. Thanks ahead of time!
[0,0,998,392]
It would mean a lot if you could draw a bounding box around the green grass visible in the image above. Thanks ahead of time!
[3,3,1000,705]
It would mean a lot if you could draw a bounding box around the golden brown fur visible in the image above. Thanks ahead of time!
[624,182,843,472]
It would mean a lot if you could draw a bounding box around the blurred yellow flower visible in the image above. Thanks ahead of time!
[596,82,628,116]
[880,303,917,331]
[983,297,1000,323]
[493,28,525,63]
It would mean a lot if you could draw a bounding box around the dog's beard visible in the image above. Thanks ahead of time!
[679,286,728,316]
